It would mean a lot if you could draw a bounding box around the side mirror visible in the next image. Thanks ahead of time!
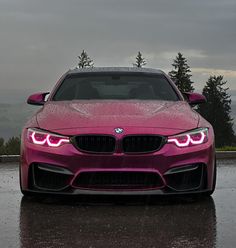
[27,92,50,106]
[183,92,206,105]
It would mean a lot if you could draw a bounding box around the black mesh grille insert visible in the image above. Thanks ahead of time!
[31,164,72,191]
[164,164,204,191]
[73,135,116,153]
[123,135,164,153]
[73,172,164,189]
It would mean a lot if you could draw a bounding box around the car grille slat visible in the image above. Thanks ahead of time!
[73,135,116,153]
[123,135,164,153]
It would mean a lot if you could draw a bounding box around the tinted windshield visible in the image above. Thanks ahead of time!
[53,74,179,101]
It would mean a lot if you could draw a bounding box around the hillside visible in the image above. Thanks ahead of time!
[0,103,39,139]
[0,99,235,140]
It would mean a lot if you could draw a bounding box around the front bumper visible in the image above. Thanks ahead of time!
[20,128,215,196]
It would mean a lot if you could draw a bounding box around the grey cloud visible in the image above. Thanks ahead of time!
[0,0,236,91]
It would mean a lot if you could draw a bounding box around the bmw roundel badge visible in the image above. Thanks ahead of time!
[114,128,124,134]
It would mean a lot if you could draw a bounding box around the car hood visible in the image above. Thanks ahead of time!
[36,100,199,132]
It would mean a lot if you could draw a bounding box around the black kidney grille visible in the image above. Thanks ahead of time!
[73,171,164,189]
[123,135,164,153]
[74,135,116,153]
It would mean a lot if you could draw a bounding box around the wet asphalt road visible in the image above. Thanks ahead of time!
[0,161,236,248]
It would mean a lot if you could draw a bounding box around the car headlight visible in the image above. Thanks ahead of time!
[27,128,70,147]
[167,128,208,147]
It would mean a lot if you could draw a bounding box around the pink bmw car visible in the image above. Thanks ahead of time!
[20,67,216,196]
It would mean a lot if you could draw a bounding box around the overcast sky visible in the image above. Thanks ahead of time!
[0,0,236,93]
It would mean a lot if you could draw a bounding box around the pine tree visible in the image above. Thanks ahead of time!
[0,138,4,155]
[169,52,194,92]
[198,75,235,147]
[133,51,146,68]
[77,50,94,68]
[4,136,20,155]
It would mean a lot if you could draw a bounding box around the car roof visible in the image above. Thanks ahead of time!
[67,67,164,75]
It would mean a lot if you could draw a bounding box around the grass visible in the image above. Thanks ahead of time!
[216,146,236,151]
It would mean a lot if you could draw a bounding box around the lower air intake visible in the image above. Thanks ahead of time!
[73,171,164,190]
[30,163,72,191]
[164,164,205,191]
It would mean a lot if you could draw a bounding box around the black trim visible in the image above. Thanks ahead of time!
[22,188,212,196]
[164,164,199,175]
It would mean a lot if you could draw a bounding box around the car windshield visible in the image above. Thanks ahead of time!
[52,74,179,101]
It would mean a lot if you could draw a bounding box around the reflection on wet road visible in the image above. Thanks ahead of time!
[0,160,236,248]
[19,197,216,248]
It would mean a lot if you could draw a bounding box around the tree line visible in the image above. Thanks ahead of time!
[0,50,234,154]
[0,137,20,155]
[75,50,235,147]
